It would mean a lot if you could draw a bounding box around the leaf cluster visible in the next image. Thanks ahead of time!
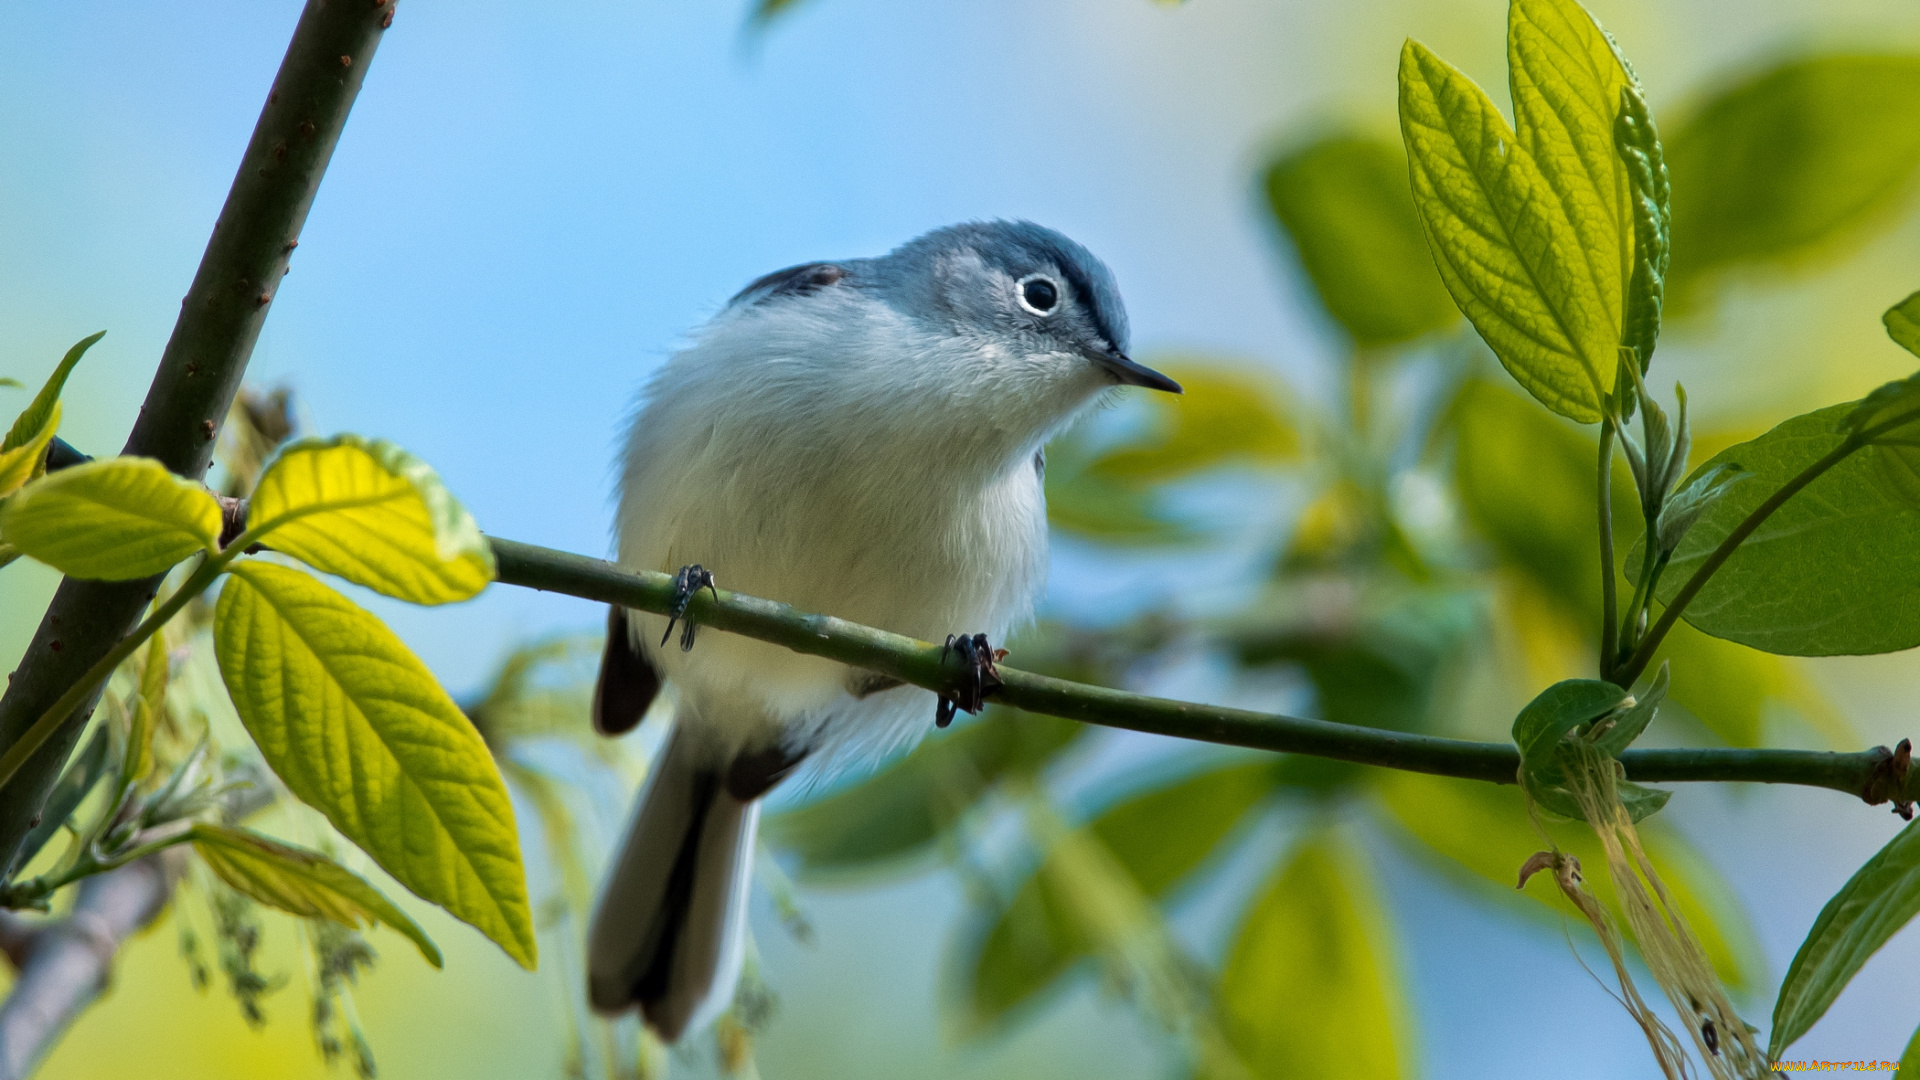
[0,352,540,1065]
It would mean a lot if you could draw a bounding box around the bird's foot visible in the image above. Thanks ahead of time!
[659,565,719,652]
[935,633,1004,729]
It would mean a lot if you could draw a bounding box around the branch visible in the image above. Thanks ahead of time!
[487,538,1920,811]
[0,854,178,1080]
[0,0,395,872]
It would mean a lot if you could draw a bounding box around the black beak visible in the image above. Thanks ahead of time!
[1095,350,1182,394]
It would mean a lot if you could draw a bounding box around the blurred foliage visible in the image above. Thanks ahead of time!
[1209,834,1403,1080]
[1263,134,1457,348]
[744,24,1920,1080]
[1665,55,1920,310]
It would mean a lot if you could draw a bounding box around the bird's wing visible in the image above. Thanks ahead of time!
[725,261,846,310]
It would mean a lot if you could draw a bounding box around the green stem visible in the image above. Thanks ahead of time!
[0,555,225,796]
[1614,434,1864,687]
[1598,419,1620,682]
[2,821,199,909]
[486,536,1919,807]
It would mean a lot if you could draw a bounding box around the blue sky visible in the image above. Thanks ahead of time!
[7,1,1920,1077]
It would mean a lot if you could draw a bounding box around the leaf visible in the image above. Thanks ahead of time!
[1510,677,1630,772]
[1399,38,1618,422]
[2,332,100,453]
[1616,82,1672,368]
[1263,133,1458,346]
[1592,661,1668,756]
[1230,586,1479,781]
[1507,0,1634,360]
[213,561,534,969]
[1043,364,1296,546]
[1770,818,1920,1057]
[1901,1023,1920,1080]
[1511,679,1671,822]
[1654,403,1920,655]
[1375,770,1760,991]
[122,631,168,789]
[1654,618,1780,747]
[1451,378,1633,617]
[956,762,1277,1025]
[1043,464,1193,545]
[764,709,1080,879]
[0,333,105,496]
[1083,364,1299,484]
[191,822,443,968]
[0,403,61,501]
[0,378,19,389]
[1213,833,1406,1080]
[0,457,220,579]
[1888,291,1920,358]
[16,725,111,869]
[1665,54,1920,305]
[249,435,494,605]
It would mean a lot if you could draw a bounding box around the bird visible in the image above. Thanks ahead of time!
[585,220,1181,1041]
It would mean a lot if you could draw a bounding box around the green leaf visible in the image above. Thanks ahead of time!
[1451,378,1632,617]
[0,378,19,389]
[1,332,103,456]
[1900,1022,1920,1080]
[1376,769,1760,991]
[1666,55,1920,305]
[763,709,1080,879]
[1231,587,1477,791]
[1770,817,1920,1057]
[1263,133,1458,346]
[1592,661,1667,756]
[16,725,111,869]
[956,762,1277,1025]
[1888,292,1920,358]
[1654,403,1920,655]
[1511,679,1670,822]
[1082,364,1299,484]
[1213,833,1406,1080]
[1507,0,1634,357]
[1043,464,1193,545]
[191,822,443,969]
[1047,362,1297,545]
[1399,38,1618,422]
[213,561,534,969]
[121,633,168,790]
[1861,323,1920,507]
[1653,620,1779,747]
[249,435,494,605]
[0,403,61,501]
[1615,82,1671,368]
[0,457,220,579]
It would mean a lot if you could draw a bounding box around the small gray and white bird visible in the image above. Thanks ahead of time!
[586,221,1180,1040]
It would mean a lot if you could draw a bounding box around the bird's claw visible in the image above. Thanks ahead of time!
[935,633,1003,728]
[660,565,718,652]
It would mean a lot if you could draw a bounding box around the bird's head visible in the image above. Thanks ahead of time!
[875,220,1181,404]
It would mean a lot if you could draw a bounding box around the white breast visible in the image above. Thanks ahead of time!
[614,291,1058,761]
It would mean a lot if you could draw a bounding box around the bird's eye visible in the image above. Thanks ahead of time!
[1016,274,1061,315]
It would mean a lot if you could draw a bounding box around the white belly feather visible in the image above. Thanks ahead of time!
[613,295,1062,763]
